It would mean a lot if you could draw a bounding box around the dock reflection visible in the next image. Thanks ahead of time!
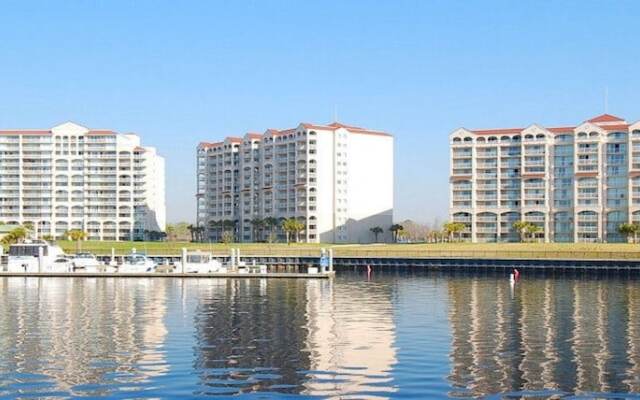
[0,277,168,396]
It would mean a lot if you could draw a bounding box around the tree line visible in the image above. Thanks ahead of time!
[184,217,306,244]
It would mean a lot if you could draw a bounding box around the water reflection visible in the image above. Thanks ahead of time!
[447,275,640,398]
[0,277,168,397]
[0,273,639,398]
[303,279,397,398]
[191,278,312,395]
[188,277,397,398]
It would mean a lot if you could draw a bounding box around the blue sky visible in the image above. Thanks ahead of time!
[1,1,639,224]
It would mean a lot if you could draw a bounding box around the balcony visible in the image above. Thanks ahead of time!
[476,162,497,169]
[452,169,472,176]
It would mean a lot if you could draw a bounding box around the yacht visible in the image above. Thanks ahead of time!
[52,256,74,272]
[118,253,157,273]
[177,251,222,273]
[6,240,67,273]
[71,252,105,272]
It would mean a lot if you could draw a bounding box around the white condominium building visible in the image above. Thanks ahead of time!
[197,122,394,243]
[0,122,165,241]
[450,114,640,243]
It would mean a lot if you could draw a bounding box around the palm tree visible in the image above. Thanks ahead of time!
[65,229,87,253]
[389,224,404,243]
[187,224,195,242]
[194,224,205,242]
[263,217,278,243]
[222,219,233,234]
[22,222,34,239]
[281,218,297,244]
[618,223,639,243]
[443,222,455,241]
[443,222,466,242]
[217,220,236,243]
[10,226,28,243]
[525,223,542,242]
[512,221,530,243]
[293,219,305,243]
[250,217,264,242]
[1,231,18,246]
[370,226,383,242]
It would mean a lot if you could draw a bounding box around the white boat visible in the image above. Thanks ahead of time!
[72,253,102,272]
[6,240,67,273]
[118,253,156,273]
[177,251,222,273]
[52,256,74,272]
[71,252,104,272]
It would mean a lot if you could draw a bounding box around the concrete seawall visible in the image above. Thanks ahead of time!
[97,254,640,272]
[3,253,640,273]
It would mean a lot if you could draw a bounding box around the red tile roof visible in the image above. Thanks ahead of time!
[601,124,630,131]
[0,130,50,135]
[87,130,116,135]
[304,122,391,137]
[587,114,625,123]
[199,141,223,149]
[207,122,391,143]
[471,128,524,135]
[547,126,575,133]
[470,121,632,136]
[246,133,262,140]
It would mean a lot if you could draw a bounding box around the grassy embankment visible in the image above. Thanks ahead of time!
[51,240,640,260]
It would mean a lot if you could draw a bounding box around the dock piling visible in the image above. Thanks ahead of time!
[38,246,43,273]
[181,248,186,274]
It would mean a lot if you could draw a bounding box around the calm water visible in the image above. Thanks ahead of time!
[0,271,639,399]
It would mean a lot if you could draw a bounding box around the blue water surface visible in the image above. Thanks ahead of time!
[0,270,639,399]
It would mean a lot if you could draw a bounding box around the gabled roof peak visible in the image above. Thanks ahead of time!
[587,113,625,123]
[327,122,363,130]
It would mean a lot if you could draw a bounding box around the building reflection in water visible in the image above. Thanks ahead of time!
[447,275,640,397]
[189,277,397,398]
[190,278,313,396]
[303,279,397,399]
[0,277,168,397]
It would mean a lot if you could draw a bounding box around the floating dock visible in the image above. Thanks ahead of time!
[0,271,335,279]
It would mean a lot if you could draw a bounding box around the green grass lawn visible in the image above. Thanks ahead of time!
[48,240,640,260]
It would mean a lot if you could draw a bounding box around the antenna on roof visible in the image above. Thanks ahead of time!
[604,86,609,114]
[333,104,339,123]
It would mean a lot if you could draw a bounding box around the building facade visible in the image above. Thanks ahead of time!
[450,114,640,243]
[0,122,165,241]
[197,122,393,243]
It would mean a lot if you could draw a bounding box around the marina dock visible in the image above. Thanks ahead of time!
[0,271,335,279]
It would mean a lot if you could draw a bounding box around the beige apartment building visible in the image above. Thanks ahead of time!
[450,114,640,242]
[0,122,165,241]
